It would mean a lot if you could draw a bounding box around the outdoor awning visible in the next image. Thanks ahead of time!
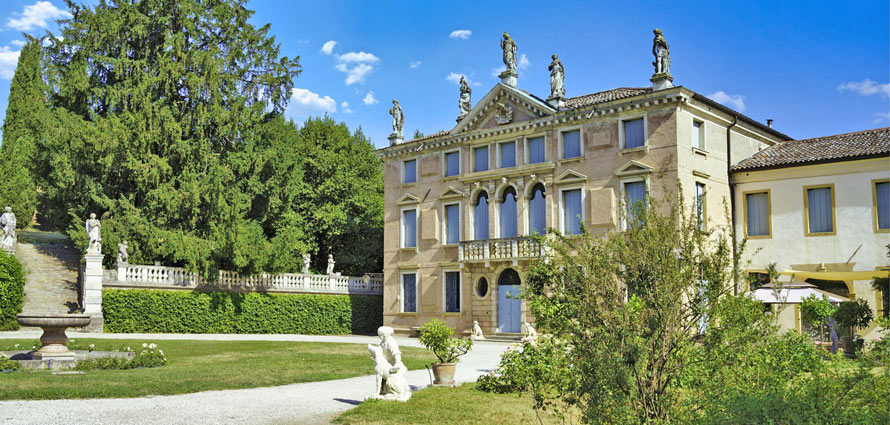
[750,282,851,304]
[777,269,889,281]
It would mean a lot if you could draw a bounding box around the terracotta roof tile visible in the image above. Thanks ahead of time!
[731,127,890,172]
[565,87,653,109]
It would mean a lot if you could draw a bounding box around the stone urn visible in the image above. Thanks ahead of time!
[16,314,91,360]
[431,362,456,386]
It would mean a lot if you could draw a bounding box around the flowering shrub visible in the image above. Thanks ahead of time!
[75,342,167,371]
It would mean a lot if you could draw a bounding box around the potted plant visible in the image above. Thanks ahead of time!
[834,298,874,356]
[418,318,473,385]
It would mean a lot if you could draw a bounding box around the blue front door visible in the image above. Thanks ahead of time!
[498,284,521,333]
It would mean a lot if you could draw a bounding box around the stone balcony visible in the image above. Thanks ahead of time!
[457,236,545,265]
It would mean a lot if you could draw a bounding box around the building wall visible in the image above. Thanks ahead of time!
[732,157,890,339]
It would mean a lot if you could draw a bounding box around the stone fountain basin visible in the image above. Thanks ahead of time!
[17,314,92,328]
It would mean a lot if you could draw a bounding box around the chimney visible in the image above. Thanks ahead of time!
[766,119,773,128]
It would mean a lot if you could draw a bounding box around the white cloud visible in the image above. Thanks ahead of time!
[0,46,21,79]
[10,40,25,47]
[333,51,380,85]
[289,88,336,116]
[837,78,890,98]
[873,112,890,124]
[7,1,71,31]
[341,101,353,114]
[409,61,422,69]
[445,72,480,87]
[363,91,378,105]
[706,91,746,112]
[518,53,530,70]
[320,40,337,55]
[449,29,472,40]
[491,66,506,78]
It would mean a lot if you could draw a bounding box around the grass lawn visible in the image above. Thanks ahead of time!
[333,384,540,425]
[0,338,435,400]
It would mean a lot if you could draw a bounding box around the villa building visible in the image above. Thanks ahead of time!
[375,31,793,336]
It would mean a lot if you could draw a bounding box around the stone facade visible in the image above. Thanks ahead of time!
[377,81,789,336]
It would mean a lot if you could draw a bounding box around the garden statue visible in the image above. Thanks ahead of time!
[458,76,472,117]
[117,241,129,264]
[500,31,517,74]
[326,253,335,275]
[652,28,671,75]
[522,322,538,339]
[85,213,102,255]
[302,253,311,274]
[368,325,411,401]
[548,54,565,99]
[389,99,404,138]
[0,207,16,252]
[471,320,485,340]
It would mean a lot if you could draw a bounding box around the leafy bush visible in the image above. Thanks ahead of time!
[0,353,21,372]
[75,342,166,371]
[418,318,472,363]
[102,289,382,335]
[0,251,25,330]
[799,294,837,340]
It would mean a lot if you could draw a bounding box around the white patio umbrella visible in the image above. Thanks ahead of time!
[750,282,850,304]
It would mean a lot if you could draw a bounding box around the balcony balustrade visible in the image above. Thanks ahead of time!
[457,236,545,264]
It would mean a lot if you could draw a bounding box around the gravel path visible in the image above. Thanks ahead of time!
[0,333,509,425]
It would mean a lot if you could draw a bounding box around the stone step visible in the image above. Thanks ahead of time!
[13,233,82,318]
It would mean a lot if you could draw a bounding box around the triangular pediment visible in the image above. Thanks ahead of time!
[451,83,555,135]
[397,193,421,205]
[438,186,464,200]
[555,169,588,184]
[615,160,654,176]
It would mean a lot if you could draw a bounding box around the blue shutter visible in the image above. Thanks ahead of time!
[746,192,770,236]
[529,186,546,234]
[403,273,416,312]
[807,188,833,233]
[403,210,416,247]
[474,146,489,172]
[876,182,890,230]
[563,189,582,235]
[445,272,460,312]
[445,204,460,244]
[500,191,518,238]
[445,151,460,177]
[563,130,581,158]
[624,119,644,149]
[500,142,516,168]
[404,160,416,183]
[625,182,646,229]
[474,193,489,240]
[528,137,545,163]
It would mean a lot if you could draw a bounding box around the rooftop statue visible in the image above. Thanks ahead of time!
[0,207,16,252]
[548,54,565,99]
[652,28,671,75]
[85,213,102,255]
[389,99,404,138]
[458,76,472,117]
[500,32,517,74]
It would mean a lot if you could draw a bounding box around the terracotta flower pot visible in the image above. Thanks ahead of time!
[431,362,456,385]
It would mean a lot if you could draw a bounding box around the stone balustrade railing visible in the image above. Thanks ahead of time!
[458,236,545,263]
[103,264,383,295]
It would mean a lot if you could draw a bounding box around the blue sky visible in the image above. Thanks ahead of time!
[0,0,887,148]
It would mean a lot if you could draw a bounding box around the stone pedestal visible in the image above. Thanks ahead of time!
[16,314,91,361]
[650,73,674,91]
[82,254,104,332]
[547,96,565,109]
[499,70,518,88]
[388,133,404,146]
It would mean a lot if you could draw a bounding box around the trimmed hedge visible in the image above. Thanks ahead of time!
[102,289,383,335]
[0,252,25,330]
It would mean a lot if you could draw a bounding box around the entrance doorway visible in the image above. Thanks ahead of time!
[497,268,521,333]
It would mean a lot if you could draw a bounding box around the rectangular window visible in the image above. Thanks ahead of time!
[500,141,516,168]
[474,146,489,172]
[562,189,582,235]
[403,159,416,184]
[402,273,417,313]
[875,181,890,231]
[624,181,646,229]
[444,151,460,177]
[527,136,545,164]
[695,182,706,230]
[445,271,460,312]
[562,130,581,159]
[402,209,417,248]
[444,203,460,244]
[693,120,704,150]
[805,186,834,234]
[623,118,645,149]
[745,191,771,237]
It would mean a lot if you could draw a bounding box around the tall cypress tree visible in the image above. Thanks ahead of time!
[0,38,45,227]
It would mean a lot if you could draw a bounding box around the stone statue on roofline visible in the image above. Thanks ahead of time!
[389,100,404,138]
[85,213,102,255]
[500,32,518,75]
[652,28,671,76]
[0,207,16,253]
[548,54,565,100]
[458,76,472,118]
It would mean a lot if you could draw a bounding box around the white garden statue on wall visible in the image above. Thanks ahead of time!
[85,213,102,255]
[0,207,16,253]
[368,326,411,402]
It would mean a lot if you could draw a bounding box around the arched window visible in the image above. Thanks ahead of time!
[500,187,518,238]
[474,191,489,240]
[498,268,521,286]
[528,183,546,235]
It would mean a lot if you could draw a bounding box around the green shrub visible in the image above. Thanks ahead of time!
[75,343,167,371]
[102,289,383,335]
[418,318,472,363]
[0,252,25,330]
[0,353,21,373]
